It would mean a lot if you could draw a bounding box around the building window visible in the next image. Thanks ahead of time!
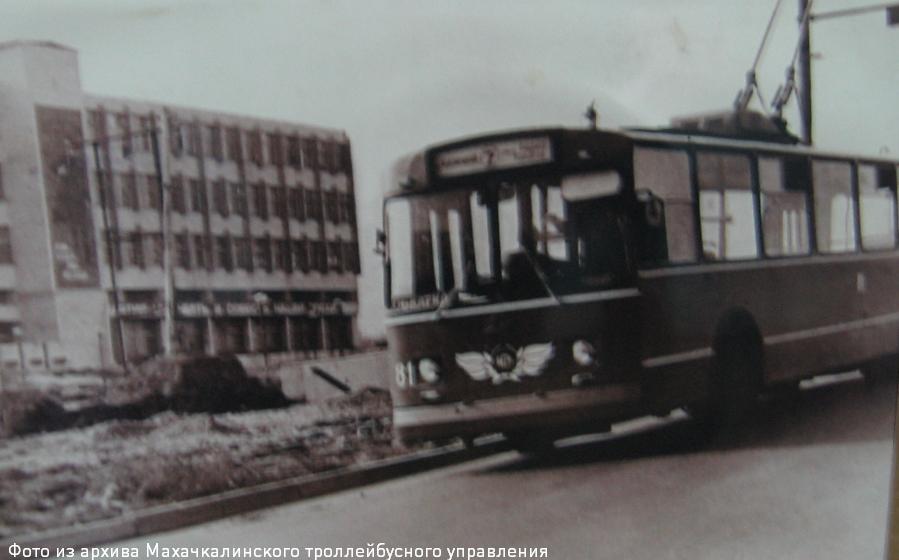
[147,233,164,267]
[339,143,352,174]
[186,123,201,156]
[189,179,207,214]
[343,241,359,273]
[337,193,354,224]
[116,113,132,157]
[287,136,302,167]
[175,233,191,269]
[170,176,186,214]
[255,237,272,272]
[306,189,322,221]
[327,241,342,271]
[271,186,287,219]
[248,130,263,165]
[213,180,229,216]
[318,140,334,171]
[293,239,309,272]
[267,133,283,166]
[208,124,223,160]
[273,239,289,271]
[324,191,339,223]
[121,173,139,210]
[194,235,208,269]
[88,110,104,138]
[231,183,248,217]
[302,138,317,169]
[145,174,161,210]
[226,126,242,161]
[311,240,327,273]
[235,237,252,270]
[138,115,152,151]
[252,183,269,219]
[0,226,13,264]
[169,117,184,155]
[289,187,305,221]
[129,231,145,269]
[216,236,233,271]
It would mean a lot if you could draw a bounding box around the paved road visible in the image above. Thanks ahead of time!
[120,374,896,559]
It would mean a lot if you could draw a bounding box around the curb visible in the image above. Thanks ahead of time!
[2,437,507,554]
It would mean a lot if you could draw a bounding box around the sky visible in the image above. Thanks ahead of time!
[0,0,896,337]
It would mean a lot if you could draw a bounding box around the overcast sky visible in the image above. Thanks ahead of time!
[1,0,896,337]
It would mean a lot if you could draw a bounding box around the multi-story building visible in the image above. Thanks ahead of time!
[0,40,360,369]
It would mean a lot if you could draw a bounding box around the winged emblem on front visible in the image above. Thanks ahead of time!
[455,343,555,384]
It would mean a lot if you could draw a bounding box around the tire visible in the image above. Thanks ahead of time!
[690,333,762,441]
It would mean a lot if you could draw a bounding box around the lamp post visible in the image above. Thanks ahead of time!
[797,0,899,145]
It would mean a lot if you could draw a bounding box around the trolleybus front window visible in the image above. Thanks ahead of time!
[385,176,630,311]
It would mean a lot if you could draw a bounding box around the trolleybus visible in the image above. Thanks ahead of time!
[380,112,899,445]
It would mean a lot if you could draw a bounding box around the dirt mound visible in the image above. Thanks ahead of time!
[9,356,294,437]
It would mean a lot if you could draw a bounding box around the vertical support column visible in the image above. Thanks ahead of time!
[284,316,294,353]
[246,317,256,354]
[206,316,217,356]
[320,316,330,355]
[150,127,175,356]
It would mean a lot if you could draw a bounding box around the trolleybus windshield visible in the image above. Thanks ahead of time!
[385,176,631,312]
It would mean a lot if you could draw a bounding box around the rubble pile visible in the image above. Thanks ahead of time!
[0,388,399,539]
[3,357,294,437]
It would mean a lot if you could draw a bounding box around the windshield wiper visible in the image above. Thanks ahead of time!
[433,287,460,320]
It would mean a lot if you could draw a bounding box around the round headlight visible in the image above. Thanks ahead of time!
[418,358,441,383]
[572,340,596,366]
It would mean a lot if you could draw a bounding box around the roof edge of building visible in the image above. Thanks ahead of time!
[0,39,76,53]
[83,92,349,141]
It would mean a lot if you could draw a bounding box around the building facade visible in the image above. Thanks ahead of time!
[0,41,360,369]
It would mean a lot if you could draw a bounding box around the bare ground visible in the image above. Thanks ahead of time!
[0,389,404,539]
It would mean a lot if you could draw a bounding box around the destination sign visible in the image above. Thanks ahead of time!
[435,137,552,178]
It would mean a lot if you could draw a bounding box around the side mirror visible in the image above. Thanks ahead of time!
[374,229,386,256]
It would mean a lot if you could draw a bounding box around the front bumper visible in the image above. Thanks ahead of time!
[393,383,642,442]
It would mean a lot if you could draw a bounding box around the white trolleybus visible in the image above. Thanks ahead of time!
[380,111,899,446]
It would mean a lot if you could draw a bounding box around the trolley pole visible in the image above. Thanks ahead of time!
[150,126,176,357]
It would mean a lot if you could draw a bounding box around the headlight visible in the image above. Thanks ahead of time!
[418,358,441,383]
[572,340,596,366]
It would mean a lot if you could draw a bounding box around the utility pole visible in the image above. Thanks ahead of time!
[150,126,176,357]
[798,1,899,145]
[92,142,129,372]
[798,0,813,145]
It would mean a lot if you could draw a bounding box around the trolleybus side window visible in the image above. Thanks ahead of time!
[858,163,897,251]
[759,156,811,257]
[812,160,857,253]
[633,146,698,264]
[697,151,759,261]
